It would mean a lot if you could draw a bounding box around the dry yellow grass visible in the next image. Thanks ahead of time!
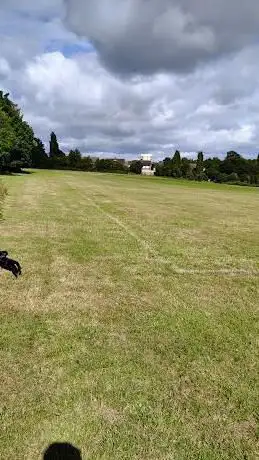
[0,170,259,459]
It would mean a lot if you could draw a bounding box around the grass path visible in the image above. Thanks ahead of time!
[0,171,259,459]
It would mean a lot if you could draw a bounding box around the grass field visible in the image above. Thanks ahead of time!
[0,170,258,459]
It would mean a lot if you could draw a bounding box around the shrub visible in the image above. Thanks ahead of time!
[217,172,229,183]
[227,172,239,182]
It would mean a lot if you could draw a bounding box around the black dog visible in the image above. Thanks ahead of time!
[0,250,22,278]
[43,443,82,459]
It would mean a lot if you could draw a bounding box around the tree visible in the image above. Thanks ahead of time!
[129,150,259,186]
[154,162,164,176]
[49,132,60,158]
[161,157,173,176]
[129,160,142,175]
[68,149,82,168]
[0,109,16,156]
[180,157,191,177]
[204,157,221,181]
[248,159,258,184]
[220,151,249,179]
[226,151,241,160]
[206,167,219,181]
[0,91,35,171]
[171,150,182,177]
[80,156,94,171]
[110,160,127,172]
[195,151,204,175]
[56,156,68,168]
[173,150,181,168]
[31,138,48,168]
[228,172,239,182]
[216,172,229,183]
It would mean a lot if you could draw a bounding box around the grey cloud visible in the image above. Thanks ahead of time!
[64,0,259,75]
[15,48,258,159]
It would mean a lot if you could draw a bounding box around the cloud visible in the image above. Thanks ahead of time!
[0,0,62,17]
[0,0,87,68]
[14,47,258,158]
[0,58,11,77]
[64,0,259,75]
[1,0,259,159]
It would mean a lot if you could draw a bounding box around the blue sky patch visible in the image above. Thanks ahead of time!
[45,40,94,57]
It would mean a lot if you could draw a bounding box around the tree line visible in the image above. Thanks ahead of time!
[35,136,259,186]
[44,132,127,173]
[153,150,259,186]
[1,91,259,185]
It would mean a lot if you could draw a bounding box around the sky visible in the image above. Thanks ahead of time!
[0,0,259,160]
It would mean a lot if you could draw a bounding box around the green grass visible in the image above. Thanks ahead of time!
[0,170,258,459]
[0,179,7,219]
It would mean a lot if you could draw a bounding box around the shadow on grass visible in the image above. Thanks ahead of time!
[0,169,35,176]
[18,169,35,175]
[43,443,82,459]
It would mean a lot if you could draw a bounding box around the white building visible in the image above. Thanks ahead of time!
[140,154,155,176]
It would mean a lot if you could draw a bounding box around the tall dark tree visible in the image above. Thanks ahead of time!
[173,150,181,168]
[196,151,204,175]
[49,132,60,158]
[31,138,48,168]
[172,150,182,177]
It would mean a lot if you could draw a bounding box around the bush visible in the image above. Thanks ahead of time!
[206,167,219,180]
[171,168,182,178]
[186,170,195,180]
[227,172,239,182]
[195,172,208,182]
[217,173,229,183]
[238,174,251,183]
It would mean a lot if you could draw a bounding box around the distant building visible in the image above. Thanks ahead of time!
[140,154,155,176]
